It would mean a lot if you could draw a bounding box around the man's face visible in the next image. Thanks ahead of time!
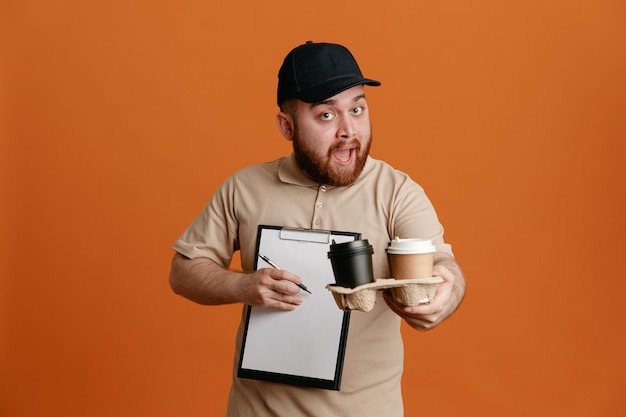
[288,85,372,186]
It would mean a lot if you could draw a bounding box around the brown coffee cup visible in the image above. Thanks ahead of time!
[386,237,436,279]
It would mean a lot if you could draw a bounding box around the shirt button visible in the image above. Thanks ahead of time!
[320,185,327,192]
[314,219,321,225]
[316,202,324,208]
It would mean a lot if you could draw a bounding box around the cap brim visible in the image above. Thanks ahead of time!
[295,76,381,104]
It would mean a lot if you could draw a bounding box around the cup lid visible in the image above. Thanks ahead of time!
[328,239,373,258]
[329,239,370,250]
[386,237,436,254]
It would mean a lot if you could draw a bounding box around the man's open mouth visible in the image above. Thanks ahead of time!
[332,147,356,165]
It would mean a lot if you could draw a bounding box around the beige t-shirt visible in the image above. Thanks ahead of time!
[174,153,453,417]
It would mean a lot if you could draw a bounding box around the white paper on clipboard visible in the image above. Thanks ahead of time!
[237,225,360,390]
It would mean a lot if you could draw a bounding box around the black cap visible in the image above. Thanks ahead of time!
[277,41,381,106]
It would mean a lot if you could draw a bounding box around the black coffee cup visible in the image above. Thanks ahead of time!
[327,239,375,288]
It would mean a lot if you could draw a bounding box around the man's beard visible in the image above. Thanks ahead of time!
[292,129,371,187]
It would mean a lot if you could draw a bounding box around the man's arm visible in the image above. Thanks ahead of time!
[169,253,305,311]
[383,253,466,331]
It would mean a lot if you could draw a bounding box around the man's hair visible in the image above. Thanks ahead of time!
[279,98,298,118]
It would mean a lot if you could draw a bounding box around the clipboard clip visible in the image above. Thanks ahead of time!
[279,227,331,244]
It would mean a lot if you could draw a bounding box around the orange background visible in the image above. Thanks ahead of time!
[2,1,625,416]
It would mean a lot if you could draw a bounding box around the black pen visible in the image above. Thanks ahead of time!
[258,254,312,294]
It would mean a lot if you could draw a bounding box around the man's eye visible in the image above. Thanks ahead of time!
[320,112,334,120]
[352,107,363,115]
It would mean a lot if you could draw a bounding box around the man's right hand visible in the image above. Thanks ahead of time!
[242,268,304,310]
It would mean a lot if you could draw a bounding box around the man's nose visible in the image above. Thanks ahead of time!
[337,116,356,138]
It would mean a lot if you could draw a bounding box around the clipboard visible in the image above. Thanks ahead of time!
[237,225,360,390]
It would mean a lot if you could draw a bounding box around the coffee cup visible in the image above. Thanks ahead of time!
[327,239,375,288]
[386,237,436,279]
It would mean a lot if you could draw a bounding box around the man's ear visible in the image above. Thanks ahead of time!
[276,111,294,141]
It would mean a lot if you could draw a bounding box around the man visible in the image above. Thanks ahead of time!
[169,41,465,416]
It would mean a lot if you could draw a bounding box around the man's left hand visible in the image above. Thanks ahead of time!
[383,261,463,331]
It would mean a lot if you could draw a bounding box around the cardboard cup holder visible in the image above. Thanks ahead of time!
[326,277,443,312]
